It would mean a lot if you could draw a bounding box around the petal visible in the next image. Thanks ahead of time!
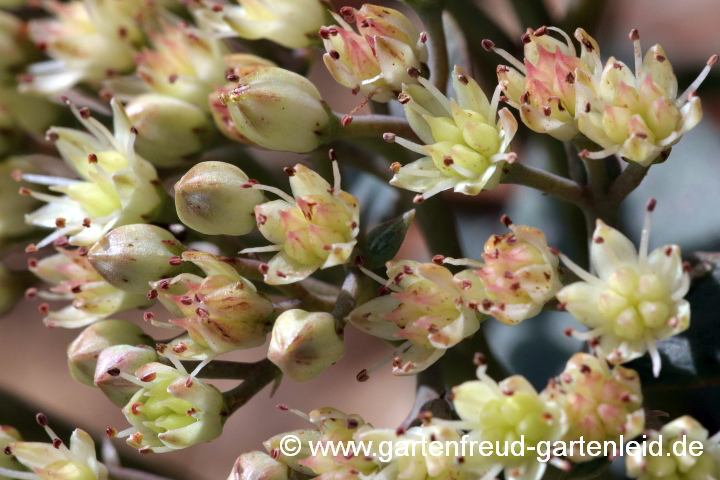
[590,220,638,282]
[264,251,321,285]
[391,345,444,375]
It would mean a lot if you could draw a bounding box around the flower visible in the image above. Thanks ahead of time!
[174,161,266,236]
[556,200,691,377]
[228,451,289,480]
[626,416,720,479]
[113,362,227,453]
[267,309,345,382]
[29,246,150,328]
[94,344,159,407]
[319,4,428,102]
[22,98,164,249]
[240,160,359,285]
[0,426,23,478]
[389,66,517,200]
[219,67,332,153]
[67,319,153,387]
[347,259,487,376]
[149,251,274,372]
[106,20,275,111]
[488,26,596,141]
[572,30,717,165]
[21,0,139,95]
[471,220,562,324]
[541,353,644,462]
[265,407,374,476]
[449,365,568,480]
[88,224,189,294]
[194,0,328,49]
[0,414,108,480]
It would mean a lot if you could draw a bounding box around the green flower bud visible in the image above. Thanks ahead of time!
[221,67,332,153]
[88,224,188,294]
[228,451,289,480]
[67,320,153,387]
[94,344,158,407]
[267,310,344,382]
[174,161,265,236]
[125,94,213,168]
[118,363,227,453]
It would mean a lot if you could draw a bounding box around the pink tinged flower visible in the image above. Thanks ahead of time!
[541,353,643,462]
[347,259,488,377]
[241,161,359,285]
[390,66,517,200]
[227,451,289,480]
[29,247,150,329]
[194,0,328,49]
[320,5,427,102]
[574,30,717,165]
[490,26,594,141]
[113,362,227,453]
[93,344,159,407]
[474,222,562,325]
[626,416,720,480]
[22,99,163,249]
[0,415,108,480]
[557,201,691,377]
[149,251,273,372]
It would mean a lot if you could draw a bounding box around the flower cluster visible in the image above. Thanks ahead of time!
[557,201,691,376]
[320,4,428,102]
[389,66,517,200]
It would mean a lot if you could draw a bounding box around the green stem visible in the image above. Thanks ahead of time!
[224,359,281,415]
[606,162,650,205]
[417,6,449,93]
[501,162,589,207]
[335,114,417,141]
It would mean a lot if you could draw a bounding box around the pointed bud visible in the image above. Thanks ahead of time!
[222,67,331,153]
[124,94,213,168]
[88,224,189,294]
[67,320,153,387]
[94,344,159,407]
[122,363,227,452]
[174,161,266,236]
[228,451,289,480]
[267,310,344,382]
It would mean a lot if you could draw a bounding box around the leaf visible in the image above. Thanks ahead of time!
[366,209,416,269]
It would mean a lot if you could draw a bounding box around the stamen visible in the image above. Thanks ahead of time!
[451,163,476,178]
[239,245,283,254]
[571,326,607,341]
[163,349,188,374]
[394,137,429,156]
[119,372,149,388]
[547,27,576,56]
[190,357,213,378]
[675,54,717,106]
[443,257,485,269]
[558,253,606,288]
[249,184,296,205]
[367,341,413,375]
[0,467,39,479]
[358,266,403,293]
[417,77,452,115]
[21,174,78,186]
[332,159,341,192]
[579,146,621,159]
[488,83,505,123]
[113,427,137,438]
[485,43,527,75]
[638,199,655,264]
[646,336,661,377]
[629,29,642,79]
[418,178,456,201]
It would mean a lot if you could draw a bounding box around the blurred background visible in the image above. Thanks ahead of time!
[1,0,719,478]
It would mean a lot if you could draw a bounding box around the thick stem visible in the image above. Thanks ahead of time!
[224,359,282,415]
[335,114,417,141]
[108,467,176,480]
[417,6,449,93]
[501,162,589,207]
[606,162,650,205]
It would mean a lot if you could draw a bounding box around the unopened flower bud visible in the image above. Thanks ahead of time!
[228,451,289,480]
[119,363,227,452]
[174,161,265,236]
[67,319,153,387]
[93,344,158,407]
[221,67,331,153]
[88,224,188,294]
[267,310,344,382]
[124,94,212,168]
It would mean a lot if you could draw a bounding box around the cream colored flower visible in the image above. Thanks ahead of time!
[557,201,690,377]
[22,99,164,249]
[241,161,359,285]
[390,66,517,200]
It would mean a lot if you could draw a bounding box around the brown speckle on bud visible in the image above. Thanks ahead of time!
[141,372,157,382]
[481,39,495,51]
[226,74,239,82]
[584,102,591,113]
[443,156,454,166]
[629,29,639,41]
[342,114,353,127]
[654,54,666,62]
[356,369,369,382]
[383,132,396,143]
[566,72,575,84]
[88,153,98,164]
[646,198,657,212]
[407,67,420,78]
[500,214,512,227]
[180,296,193,305]
[130,126,138,135]
[542,106,551,116]
[329,50,340,60]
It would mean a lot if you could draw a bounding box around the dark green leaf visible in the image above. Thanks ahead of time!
[367,209,416,269]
